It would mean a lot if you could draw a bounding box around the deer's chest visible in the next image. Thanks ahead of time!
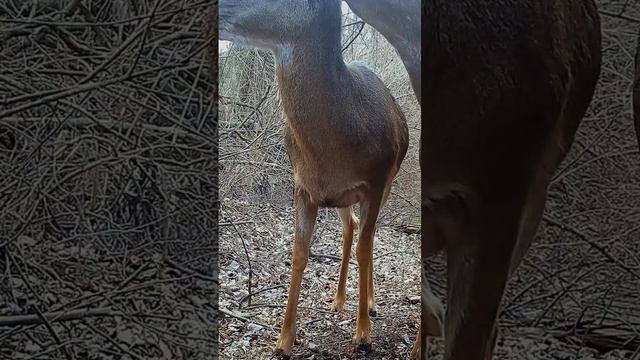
[284,129,364,207]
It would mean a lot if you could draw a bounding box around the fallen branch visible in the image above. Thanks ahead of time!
[218,307,278,331]
[0,308,113,327]
[1,117,198,141]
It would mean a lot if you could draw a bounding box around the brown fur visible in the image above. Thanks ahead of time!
[345,0,421,104]
[348,0,601,359]
[422,1,601,359]
[219,0,409,356]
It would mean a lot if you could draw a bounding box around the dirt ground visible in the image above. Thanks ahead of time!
[219,200,420,359]
[218,200,639,359]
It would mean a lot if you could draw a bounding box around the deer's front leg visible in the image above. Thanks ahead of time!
[353,189,383,352]
[274,189,318,357]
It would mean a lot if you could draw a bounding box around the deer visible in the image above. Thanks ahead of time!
[218,0,409,357]
[346,0,602,358]
[344,0,421,106]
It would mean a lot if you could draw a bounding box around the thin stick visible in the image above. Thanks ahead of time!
[0,308,113,327]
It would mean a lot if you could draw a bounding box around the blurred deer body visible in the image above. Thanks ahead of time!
[347,0,601,359]
[219,0,409,356]
[345,0,421,103]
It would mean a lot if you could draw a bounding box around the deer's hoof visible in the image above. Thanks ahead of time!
[355,342,372,354]
[273,348,291,359]
[330,297,346,312]
[274,336,294,359]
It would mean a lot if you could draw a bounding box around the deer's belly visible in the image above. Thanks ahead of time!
[294,170,365,208]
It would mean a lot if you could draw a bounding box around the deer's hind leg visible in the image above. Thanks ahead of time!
[411,266,445,359]
[443,191,527,360]
[331,206,358,312]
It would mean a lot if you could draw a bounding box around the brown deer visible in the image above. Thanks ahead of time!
[347,0,602,359]
[344,0,421,105]
[219,0,409,357]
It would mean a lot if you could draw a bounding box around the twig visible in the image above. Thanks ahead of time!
[7,253,74,360]
[239,284,285,308]
[164,256,216,282]
[82,321,145,360]
[0,308,113,327]
[341,20,365,52]
[219,307,279,331]
[531,263,607,327]
[599,10,640,23]
[229,218,253,307]
[543,215,640,281]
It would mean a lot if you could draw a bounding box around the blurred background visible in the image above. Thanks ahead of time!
[1,1,216,359]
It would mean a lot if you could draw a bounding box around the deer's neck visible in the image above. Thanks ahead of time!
[274,41,348,129]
